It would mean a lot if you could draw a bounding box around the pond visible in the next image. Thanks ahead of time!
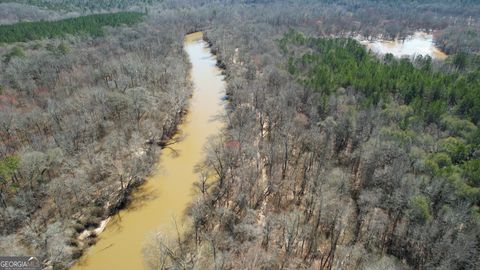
[358,32,447,59]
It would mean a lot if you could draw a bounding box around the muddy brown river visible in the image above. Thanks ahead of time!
[72,32,225,270]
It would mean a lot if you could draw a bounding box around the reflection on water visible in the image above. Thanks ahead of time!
[359,32,447,59]
[71,32,225,270]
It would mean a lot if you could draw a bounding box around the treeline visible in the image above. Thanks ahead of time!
[318,0,480,53]
[4,0,480,52]
[0,2,70,25]
[0,0,158,11]
[0,12,144,43]
[437,25,480,54]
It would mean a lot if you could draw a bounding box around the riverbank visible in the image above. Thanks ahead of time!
[0,15,193,269]
[70,104,188,257]
[70,32,226,270]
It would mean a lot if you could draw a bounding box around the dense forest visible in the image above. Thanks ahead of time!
[0,12,144,43]
[0,0,479,269]
[143,1,480,270]
[0,8,193,269]
[282,31,480,127]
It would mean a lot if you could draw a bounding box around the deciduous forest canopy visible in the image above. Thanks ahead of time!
[0,0,479,269]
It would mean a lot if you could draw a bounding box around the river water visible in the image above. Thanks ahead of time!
[359,32,447,59]
[71,32,225,270]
